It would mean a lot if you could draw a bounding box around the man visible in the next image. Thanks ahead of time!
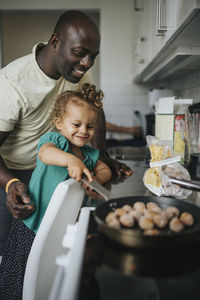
[106,122,143,137]
[0,10,133,255]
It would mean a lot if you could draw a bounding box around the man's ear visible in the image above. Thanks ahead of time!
[54,117,62,130]
[50,33,60,49]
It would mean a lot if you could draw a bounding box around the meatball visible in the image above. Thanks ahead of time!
[106,216,121,229]
[180,212,194,226]
[133,201,146,212]
[169,217,184,233]
[144,209,158,220]
[153,213,168,228]
[165,206,180,219]
[115,208,126,217]
[129,209,143,221]
[139,216,154,230]
[146,202,158,210]
[146,202,162,213]
[119,213,135,228]
[122,204,132,213]
[105,211,116,223]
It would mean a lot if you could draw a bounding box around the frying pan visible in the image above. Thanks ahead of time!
[82,178,200,249]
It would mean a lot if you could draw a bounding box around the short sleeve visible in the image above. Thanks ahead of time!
[37,132,69,153]
[0,77,22,131]
[83,145,99,169]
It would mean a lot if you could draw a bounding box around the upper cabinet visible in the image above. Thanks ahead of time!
[133,0,200,84]
[175,0,200,29]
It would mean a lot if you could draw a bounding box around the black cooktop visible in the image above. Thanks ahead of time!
[78,214,200,300]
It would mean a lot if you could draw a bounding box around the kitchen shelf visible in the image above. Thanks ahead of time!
[135,8,200,83]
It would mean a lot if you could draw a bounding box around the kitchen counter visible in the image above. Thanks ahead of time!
[86,159,200,205]
[77,160,200,300]
[108,160,148,198]
[85,160,147,207]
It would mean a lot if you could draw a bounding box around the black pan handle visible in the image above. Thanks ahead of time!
[81,177,111,201]
[169,177,200,191]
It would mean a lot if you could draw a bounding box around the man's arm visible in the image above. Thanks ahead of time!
[0,131,35,219]
[0,132,15,189]
[93,159,112,184]
[91,109,133,177]
[106,122,143,137]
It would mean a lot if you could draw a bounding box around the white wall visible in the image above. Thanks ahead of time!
[100,0,150,131]
[168,69,200,104]
[0,0,149,134]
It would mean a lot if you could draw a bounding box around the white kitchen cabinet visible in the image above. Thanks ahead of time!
[150,0,166,61]
[132,0,153,75]
[175,0,200,29]
[150,0,200,60]
[151,0,180,58]
[133,0,174,76]
[134,0,200,83]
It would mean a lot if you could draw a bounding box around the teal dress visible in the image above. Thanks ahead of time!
[23,132,99,233]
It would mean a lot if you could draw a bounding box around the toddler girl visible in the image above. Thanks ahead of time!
[0,83,111,300]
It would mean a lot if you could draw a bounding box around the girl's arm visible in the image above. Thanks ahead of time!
[39,143,93,182]
[93,159,112,184]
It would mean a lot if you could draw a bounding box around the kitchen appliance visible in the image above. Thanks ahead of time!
[82,178,200,249]
[48,205,200,300]
[39,161,200,300]
[185,103,200,179]
[94,195,200,249]
[23,160,200,300]
[77,213,200,300]
[145,113,155,136]
[89,231,200,278]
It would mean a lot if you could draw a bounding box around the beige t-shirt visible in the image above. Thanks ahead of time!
[0,44,93,169]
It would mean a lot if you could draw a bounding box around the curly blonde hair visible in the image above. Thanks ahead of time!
[52,83,103,122]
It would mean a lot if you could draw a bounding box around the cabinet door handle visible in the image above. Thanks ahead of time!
[134,0,143,11]
[156,0,167,36]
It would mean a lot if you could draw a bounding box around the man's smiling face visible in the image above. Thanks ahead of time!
[54,25,100,83]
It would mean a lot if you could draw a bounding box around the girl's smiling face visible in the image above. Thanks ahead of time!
[54,101,97,147]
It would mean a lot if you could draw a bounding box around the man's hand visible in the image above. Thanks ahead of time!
[100,156,133,177]
[6,181,35,219]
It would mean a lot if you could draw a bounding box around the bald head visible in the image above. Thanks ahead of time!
[53,10,100,40]
[38,10,100,82]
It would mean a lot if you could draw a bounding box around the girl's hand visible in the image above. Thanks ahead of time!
[67,156,93,182]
